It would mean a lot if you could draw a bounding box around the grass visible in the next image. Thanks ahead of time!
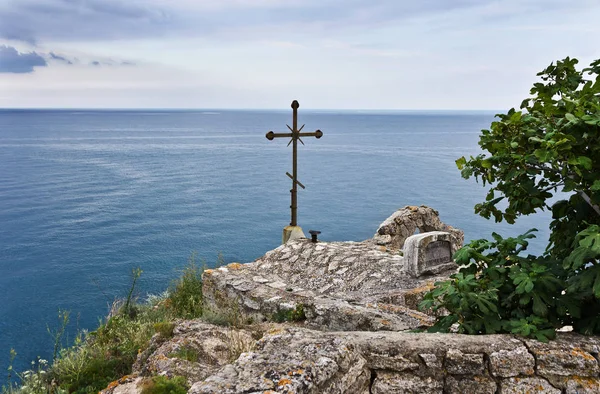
[272,304,306,323]
[139,376,188,394]
[168,346,200,363]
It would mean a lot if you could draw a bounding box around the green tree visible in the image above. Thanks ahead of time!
[421,57,600,338]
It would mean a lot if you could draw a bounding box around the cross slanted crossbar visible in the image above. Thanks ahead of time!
[266,100,323,227]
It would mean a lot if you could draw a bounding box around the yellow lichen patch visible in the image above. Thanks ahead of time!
[570,347,597,361]
[227,262,244,270]
[408,206,419,212]
[404,282,435,295]
[287,369,305,376]
[118,375,133,384]
[105,379,121,391]
[380,319,391,326]
[267,327,285,335]
[278,378,292,386]
[571,375,600,389]
[263,391,278,394]
[204,269,215,276]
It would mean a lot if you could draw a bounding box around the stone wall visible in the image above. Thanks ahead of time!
[106,322,600,394]
[191,327,600,393]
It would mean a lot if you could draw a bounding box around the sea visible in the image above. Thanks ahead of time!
[0,109,553,381]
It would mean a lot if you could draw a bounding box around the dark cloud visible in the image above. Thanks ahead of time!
[0,45,47,73]
[0,0,173,43]
[49,52,73,64]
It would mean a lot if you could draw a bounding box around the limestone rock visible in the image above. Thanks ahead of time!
[371,372,443,394]
[445,348,485,375]
[489,346,535,377]
[525,336,600,378]
[499,377,561,393]
[202,239,447,333]
[445,375,497,394]
[374,205,464,252]
[100,375,143,394]
[189,327,370,394]
[134,320,256,387]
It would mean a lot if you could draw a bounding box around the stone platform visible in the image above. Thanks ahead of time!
[202,206,464,332]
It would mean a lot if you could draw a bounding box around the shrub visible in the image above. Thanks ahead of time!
[421,57,600,339]
[168,254,204,319]
[139,376,188,394]
[153,322,176,339]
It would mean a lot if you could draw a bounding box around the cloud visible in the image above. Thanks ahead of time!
[0,0,172,43]
[49,52,72,64]
[0,0,566,45]
[0,45,47,73]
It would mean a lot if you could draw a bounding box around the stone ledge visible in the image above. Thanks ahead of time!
[108,322,600,394]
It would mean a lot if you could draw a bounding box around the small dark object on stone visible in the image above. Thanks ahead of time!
[309,230,321,243]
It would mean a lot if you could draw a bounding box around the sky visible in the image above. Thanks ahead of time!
[0,0,599,109]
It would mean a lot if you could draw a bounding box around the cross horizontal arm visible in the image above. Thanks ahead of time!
[266,131,292,140]
[266,130,323,140]
[298,130,323,138]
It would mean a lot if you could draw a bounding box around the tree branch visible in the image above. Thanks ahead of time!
[579,191,600,217]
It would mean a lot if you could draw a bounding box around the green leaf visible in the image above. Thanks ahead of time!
[577,156,593,170]
[565,113,577,122]
[455,156,467,170]
[532,293,548,316]
[481,159,494,169]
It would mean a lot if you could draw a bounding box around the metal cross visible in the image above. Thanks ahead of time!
[266,100,323,227]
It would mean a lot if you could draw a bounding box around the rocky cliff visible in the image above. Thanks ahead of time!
[102,206,600,394]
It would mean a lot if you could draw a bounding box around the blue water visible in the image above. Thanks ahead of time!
[0,109,552,380]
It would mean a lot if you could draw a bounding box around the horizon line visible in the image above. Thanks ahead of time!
[0,107,504,113]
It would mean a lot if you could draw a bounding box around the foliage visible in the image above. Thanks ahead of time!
[168,253,204,319]
[153,322,176,339]
[420,230,563,341]
[225,330,256,363]
[123,268,143,318]
[48,310,70,363]
[422,57,600,338]
[50,302,163,393]
[272,304,306,323]
[168,347,200,363]
[140,376,188,394]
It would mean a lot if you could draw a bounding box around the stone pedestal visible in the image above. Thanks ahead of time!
[282,225,305,244]
[404,231,457,277]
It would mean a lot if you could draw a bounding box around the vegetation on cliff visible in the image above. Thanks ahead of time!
[421,57,600,340]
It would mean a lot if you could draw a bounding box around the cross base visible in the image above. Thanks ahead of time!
[282,225,306,244]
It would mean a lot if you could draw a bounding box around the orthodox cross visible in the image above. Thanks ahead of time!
[266,100,323,227]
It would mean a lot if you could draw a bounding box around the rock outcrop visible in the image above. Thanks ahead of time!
[100,206,600,393]
[373,205,464,253]
[201,206,464,333]
[105,322,600,394]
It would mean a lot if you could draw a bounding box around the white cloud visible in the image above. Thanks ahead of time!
[1,0,599,108]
